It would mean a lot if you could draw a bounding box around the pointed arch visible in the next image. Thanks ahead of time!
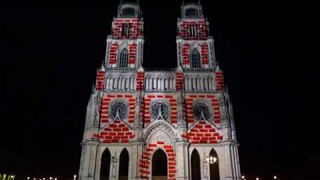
[122,24,131,37]
[100,148,111,180]
[191,149,201,179]
[152,148,168,178]
[119,48,129,68]
[209,149,220,180]
[119,148,129,180]
[191,48,201,68]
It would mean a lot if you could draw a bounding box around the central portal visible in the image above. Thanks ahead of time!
[152,149,168,180]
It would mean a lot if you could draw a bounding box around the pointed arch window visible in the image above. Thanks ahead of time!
[100,148,111,180]
[191,149,201,179]
[119,48,129,68]
[209,149,220,180]
[191,49,201,68]
[122,24,131,37]
[119,148,129,180]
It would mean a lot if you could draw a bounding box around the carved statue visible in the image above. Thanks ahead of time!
[111,153,117,177]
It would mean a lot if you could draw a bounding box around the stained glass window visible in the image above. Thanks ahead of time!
[193,101,210,120]
[119,48,129,68]
[191,49,201,68]
[109,101,128,120]
[151,101,169,120]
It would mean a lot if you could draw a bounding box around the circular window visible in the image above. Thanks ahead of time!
[193,101,211,120]
[109,101,128,120]
[151,101,169,120]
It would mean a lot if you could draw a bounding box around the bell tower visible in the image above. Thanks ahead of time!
[78,1,145,180]
[176,1,242,179]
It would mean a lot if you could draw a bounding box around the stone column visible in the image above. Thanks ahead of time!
[175,141,189,180]
[130,141,145,179]
[218,143,241,180]
[78,140,99,180]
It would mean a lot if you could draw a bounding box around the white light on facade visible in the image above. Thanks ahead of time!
[206,156,217,164]
[274,176,277,179]
[241,175,245,179]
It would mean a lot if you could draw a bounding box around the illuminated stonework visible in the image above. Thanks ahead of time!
[79,2,241,180]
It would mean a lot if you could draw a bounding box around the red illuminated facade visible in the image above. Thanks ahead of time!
[79,2,241,180]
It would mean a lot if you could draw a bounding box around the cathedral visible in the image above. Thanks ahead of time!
[78,1,241,180]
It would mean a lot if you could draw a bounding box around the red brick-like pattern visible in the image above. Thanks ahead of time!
[139,142,176,180]
[176,72,184,90]
[201,43,209,65]
[100,94,136,124]
[136,71,144,90]
[184,121,223,144]
[112,18,143,39]
[95,71,105,90]
[182,43,190,65]
[178,20,208,40]
[144,94,178,126]
[109,43,119,65]
[93,119,135,143]
[215,71,224,91]
[185,94,221,125]
[129,42,137,64]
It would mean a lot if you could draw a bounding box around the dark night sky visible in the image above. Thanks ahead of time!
[0,1,317,179]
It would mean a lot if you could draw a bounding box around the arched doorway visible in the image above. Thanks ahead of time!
[152,149,168,180]
[191,149,201,179]
[100,148,111,180]
[209,149,220,180]
[119,148,129,180]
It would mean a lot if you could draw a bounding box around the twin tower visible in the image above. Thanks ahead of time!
[79,1,241,180]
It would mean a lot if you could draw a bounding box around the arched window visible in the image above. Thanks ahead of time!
[122,24,131,37]
[191,149,201,179]
[151,101,169,121]
[193,101,211,120]
[109,101,128,120]
[100,148,111,180]
[209,149,220,180]
[119,48,129,68]
[186,8,199,17]
[191,49,201,68]
[119,148,129,180]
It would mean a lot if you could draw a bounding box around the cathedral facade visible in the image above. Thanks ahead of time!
[79,1,241,180]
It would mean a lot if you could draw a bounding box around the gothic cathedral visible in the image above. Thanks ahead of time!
[79,1,241,180]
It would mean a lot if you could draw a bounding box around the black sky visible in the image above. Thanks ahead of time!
[0,1,317,180]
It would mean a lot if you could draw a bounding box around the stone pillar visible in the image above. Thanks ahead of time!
[130,141,145,179]
[233,144,242,180]
[175,141,189,180]
[218,143,242,180]
[78,140,99,180]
